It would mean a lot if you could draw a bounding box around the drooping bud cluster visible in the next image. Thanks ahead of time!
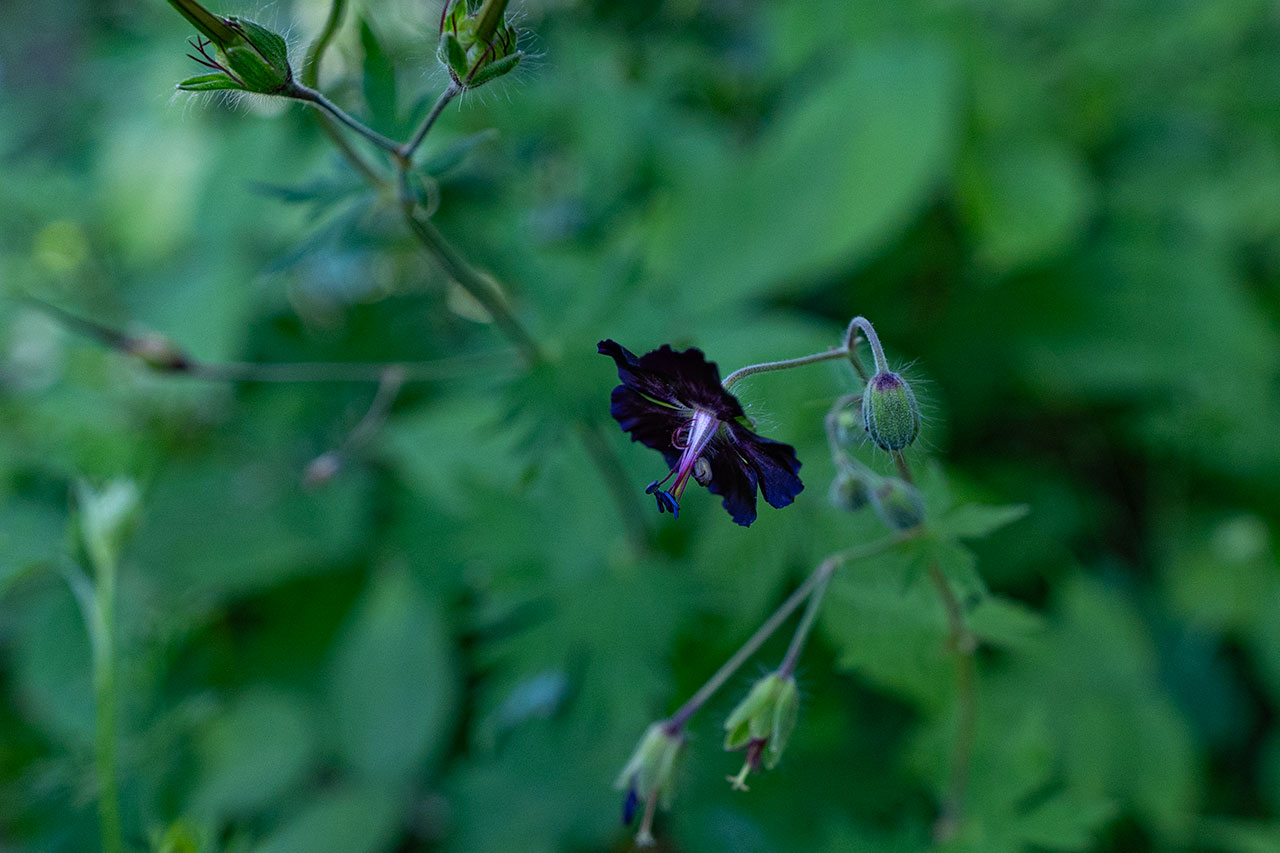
[722,673,800,790]
[168,0,293,94]
[615,722,684,846]
[870,477,925,532]
[437,0,524,89]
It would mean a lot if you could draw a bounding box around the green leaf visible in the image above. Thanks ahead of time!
[968,596,1045,649]
[960,140,1093,273]
[327,567,459,782]
[467,51,522,88]
[939,502,1030,539]
[655,41,958,307]
[1014,793,1117,851]
[359,17,398,132]
[190,689,316,819]
[177,73,245,92]
[255,786,400,853]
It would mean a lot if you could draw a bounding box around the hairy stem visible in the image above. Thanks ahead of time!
[721,347,850,392]
[399,83,462,161]
[847,316,889,375]
[841,318,870,382]
[665,537,903,730]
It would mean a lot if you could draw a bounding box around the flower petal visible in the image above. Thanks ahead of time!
[610,385,683,465]
[705,445,761,526]
[598,339,743,420]
[728,426,805,510]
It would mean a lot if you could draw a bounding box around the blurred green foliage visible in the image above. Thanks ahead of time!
[3,0,1280,851]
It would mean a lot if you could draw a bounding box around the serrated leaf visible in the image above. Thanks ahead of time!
[941,502,1030,539]
[968,596,1045,649]
[177,73,245,92]
[327,567,458,782]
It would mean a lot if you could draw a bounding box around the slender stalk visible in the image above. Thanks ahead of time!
[576,421,651,555]
[897,453,978,842]
[400,205,545,364]
[93,557,122,853]
[848,316,889,375]
[399,84,461,161]
[777,565,833,678]
[665,537,901,730]
[927,560,977,843]
[721,347,850,392]
[287,83,402,156]
[842,318,870,382]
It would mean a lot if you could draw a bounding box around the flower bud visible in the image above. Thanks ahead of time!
[615,722,684,839]
[76,480,140,575]
[169,0,293,95]
[125,334,191,372]
[861,370,920,451]
[829,467,872,512]
[723,673,799,790]
[438,0,523,89]
[870,477,925,532]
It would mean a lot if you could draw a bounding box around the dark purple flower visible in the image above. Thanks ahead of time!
[598,340,804,526]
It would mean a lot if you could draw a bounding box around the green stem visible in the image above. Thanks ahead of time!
[94,563,122,853]
[399,83,462,161]
[665,537,902,730]
[841,317,871,382]
[777,563,833,678]
[847,316,888,375]
[721,347,850,392]
[287,83,402,156]
[399,203,545,364]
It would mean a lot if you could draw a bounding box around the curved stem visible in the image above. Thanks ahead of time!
[299,0,385,184]
[399,83,462,161]
[842,318,870,382]
[288,83,402,156]
[721,347,850,392]
[665,536,903,730]
[848,316,888,375]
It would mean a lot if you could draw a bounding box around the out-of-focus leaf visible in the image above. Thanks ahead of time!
[359,17,398,133]
[190,689,317,819]
[327,567,459,782]
[254,786,400,853]
[655,42,958,307]
[938,502,1030,540]
[967,596,1045,649]
[0,499,65,594]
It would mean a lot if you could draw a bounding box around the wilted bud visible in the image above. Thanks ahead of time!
[723,673,799,790]
[870,477,925,532]
[437,0,523,89]
[169,0,293,95]
[615,722,684,845]
[125,334,191,372]
[861,370,920,451]
[76,480,140,576]
[829,467,872,512]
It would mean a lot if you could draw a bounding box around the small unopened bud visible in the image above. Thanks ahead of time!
[861,370,920,451]
[615,721,684,844]
[828,400,863,451]
[723,673,799,790]
[870,477,925,532]
[829,468,872,512]
[76,479,140,575]
[437,0,523,89]
[170,0,293,95]
[303,452,343,490]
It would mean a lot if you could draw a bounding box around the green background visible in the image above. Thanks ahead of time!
[3,0,1280,850]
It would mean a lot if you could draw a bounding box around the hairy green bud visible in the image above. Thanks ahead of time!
[170,0,293,95]
[830,467,873,512]
[870,477,925,532]
[723,673,800,790]
[615,722,684,810]
[438,0,523,89]
[861,370,920,451]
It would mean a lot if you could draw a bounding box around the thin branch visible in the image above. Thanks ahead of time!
[776,564,833,678]
[399,204,545,364]
[399,83,462,162]
[287,83,402,156]
[721,347,850,392]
